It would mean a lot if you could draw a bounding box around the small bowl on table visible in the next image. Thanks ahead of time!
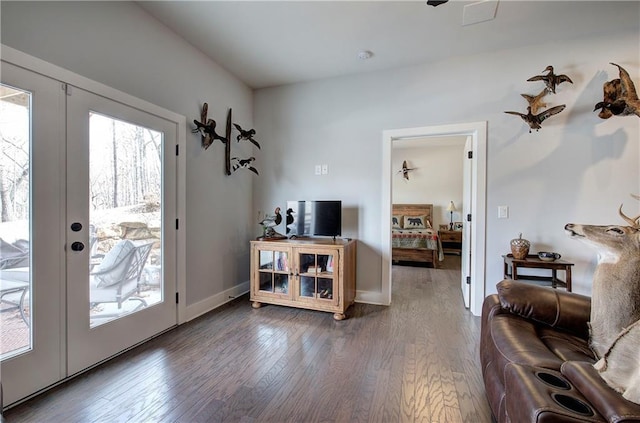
[538,251,561,262]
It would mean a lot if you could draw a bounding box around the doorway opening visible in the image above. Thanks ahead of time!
[381,122,487,316]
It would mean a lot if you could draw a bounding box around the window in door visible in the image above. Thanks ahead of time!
[88,112,163,328]
[0,83,32,359]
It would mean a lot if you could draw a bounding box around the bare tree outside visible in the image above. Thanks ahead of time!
[0,87,30,224]
[88,112,162,214]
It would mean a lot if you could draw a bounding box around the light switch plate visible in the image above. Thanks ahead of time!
[498,206,509,219]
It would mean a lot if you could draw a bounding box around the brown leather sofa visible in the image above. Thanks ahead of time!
[481,280,640,422]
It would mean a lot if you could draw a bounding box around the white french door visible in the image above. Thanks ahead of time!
[66,86,178,375]
[1,61,66,407]
[1,59,180,405]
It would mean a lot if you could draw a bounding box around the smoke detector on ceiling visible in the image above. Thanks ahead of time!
[357,50,374,60]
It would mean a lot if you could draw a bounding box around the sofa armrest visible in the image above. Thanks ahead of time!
[497,280,591,339]
[562,361,640,422]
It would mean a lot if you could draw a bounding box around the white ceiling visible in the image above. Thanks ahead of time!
[138,1,640,89]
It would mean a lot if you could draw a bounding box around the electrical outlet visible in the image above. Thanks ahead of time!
[315,165,322,175]
[498,206,509,219]
[321,164,328,175]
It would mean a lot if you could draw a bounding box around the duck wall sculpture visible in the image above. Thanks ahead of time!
[527,65,573,94]
[594,63,640,119]
[192,103,226,150]
[397,160,416,180]
[594,78,622,119]
[194,104,261,176]
[504,105,566,133]
[520,89,548,115]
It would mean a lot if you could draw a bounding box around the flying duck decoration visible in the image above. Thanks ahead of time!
[504,105,566,133]
[397,160,417,180]
[192,103,227,149]
[594,63,640,119]
[594,78,622,119]
[520,89,548,115]
[506,65,571,133]
[233,124,261,149]
[231,156,259,175]
[527,65,573,94]
[194,104,261,176]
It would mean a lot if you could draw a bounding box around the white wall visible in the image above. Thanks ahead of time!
[254,26,640,297]
[1,1,255,312]
[392,140,465,229]
[3,1,638,306]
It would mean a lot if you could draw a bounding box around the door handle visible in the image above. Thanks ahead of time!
[71,241,85,252]
[70,222,83,232]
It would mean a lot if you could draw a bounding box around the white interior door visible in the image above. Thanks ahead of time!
[0,62,65,405]
[460,136,472,308]
[66,86,178,375]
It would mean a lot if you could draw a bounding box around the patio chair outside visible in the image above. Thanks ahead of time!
[0,238,30,326]
[0,238,29,270]
[90,240,154,317]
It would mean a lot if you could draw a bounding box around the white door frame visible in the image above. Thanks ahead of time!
[461,135,472,308]
[382,122,487,316]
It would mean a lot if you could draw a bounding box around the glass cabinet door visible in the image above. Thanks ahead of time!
[296,249,338,305]
[256,248,291,297]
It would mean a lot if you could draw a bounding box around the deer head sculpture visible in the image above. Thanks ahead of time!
[565,194,640,358]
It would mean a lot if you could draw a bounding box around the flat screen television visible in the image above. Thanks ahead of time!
[286,200,342,238]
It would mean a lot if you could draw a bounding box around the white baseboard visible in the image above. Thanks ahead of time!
[185,281,250,322]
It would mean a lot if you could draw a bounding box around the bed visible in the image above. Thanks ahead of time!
[391,204,444,267]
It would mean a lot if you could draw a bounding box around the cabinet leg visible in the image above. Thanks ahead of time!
[252,301,262,309]
[333,313,346,321]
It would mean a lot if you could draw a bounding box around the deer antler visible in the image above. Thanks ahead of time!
[619,194,640,229]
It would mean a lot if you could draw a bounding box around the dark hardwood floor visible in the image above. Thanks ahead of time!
[4,255,490,422]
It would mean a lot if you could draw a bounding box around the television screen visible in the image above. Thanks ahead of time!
[286,200,342,238]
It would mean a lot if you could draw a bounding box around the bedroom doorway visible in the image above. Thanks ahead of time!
[391,136,469,301]
[382,122,487,316]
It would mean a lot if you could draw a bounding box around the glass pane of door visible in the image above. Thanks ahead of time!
[88,112,162,328]
[0,84,31,359]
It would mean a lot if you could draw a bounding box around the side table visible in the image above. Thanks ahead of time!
[439,230,462,255]
[502,254,574,292]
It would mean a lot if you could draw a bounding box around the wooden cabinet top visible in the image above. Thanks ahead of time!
[251,238,355,247]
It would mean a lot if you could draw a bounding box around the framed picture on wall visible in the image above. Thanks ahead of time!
[439,224,449,231]
[454,222,463,231]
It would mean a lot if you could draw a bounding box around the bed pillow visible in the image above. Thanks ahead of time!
[403,215,430,229]
[392,215,403,229]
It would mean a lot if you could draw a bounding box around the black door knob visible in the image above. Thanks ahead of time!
[71,242,84,252]
[71,222,83,232]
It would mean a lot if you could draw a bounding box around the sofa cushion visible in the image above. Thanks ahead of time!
[538,327,595,363]
[490,314,566,376]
